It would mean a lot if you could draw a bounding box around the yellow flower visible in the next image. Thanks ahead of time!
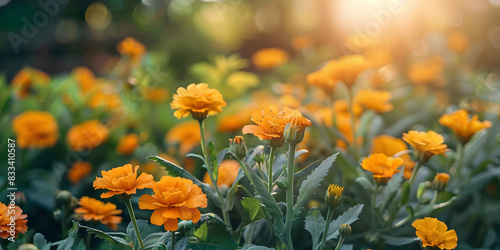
[138,176,208,231]
[407,57,444,86]
[361,153,404,185]
[439,109,492,144]
[0,202,28,239]
[117,37,146,66]
[251,48,289,70]
[203,159,240,188]
[75,196,122,230]
[66,120,109,151]
[171,83,227,120]
[412,217,457,249]
[68,161,93,184]
[117,133,140,155]
[448,32,469,54]
[432,173,450,193]
[403,131,448,163]
[330,55,372,88]
[325,184,343,209]
[72,67,97,93]
[93,164,154,199]
[371,135,415,180]
[306,68,337,95]
[166,121,201,156]
[12,110,59,149]
[354,89,393,113]
[10,67,50,98]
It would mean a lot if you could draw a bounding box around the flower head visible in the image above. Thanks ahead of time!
[138,176,208,231]
[117,133,140,155]
[117,37,146,66]
[75,196,122,230]
[72,67,97,93]
[166,121,201,155]
[407,57,444,86]
[171,83,227,120]
[403,131,448,163]
[203,159,240,189]
[68,161,93,184]
[12,110,59,149]
[439,109,492,144]
[229,136,247,159]
[67,120,109,151]
[0,202,28,239]
[325,184,343,209]
[252,48,289,70]
[242,105,294,147]
[354,89,393,113]
[10,67,50,98]
[432,173,450,193]
[371,135,415,180]
[361,153,404,185]
[93,164,154,199]
[412,217,457,249]
[284,109,312,144]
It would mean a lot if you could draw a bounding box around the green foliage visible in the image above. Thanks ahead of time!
[304,207,326,250]
[189,216,238,249]
[241,197,265,227]
[78,223,133,250]
[325,205,364,241]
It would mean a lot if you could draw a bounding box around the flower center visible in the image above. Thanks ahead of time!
[426,230,444,246]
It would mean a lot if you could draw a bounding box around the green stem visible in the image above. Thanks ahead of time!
[334,236,345,250]
[431,190,439,205]
[371,185,380,231]
[319,207,335,250]
[125,199,145,250]
[455,143,464,179]
[171,232,175,250]
[345,86,358,159]
[284,142,298,250]
[408,161,421,186]
[61,203,68,238]
[268,146,277,193]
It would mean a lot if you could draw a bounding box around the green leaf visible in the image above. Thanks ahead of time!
[34,233,51,250]
[241,197,265,227]
[146,155,215,199]
[191,217,238,249]
[186,153,207,166]
[355,110,375,139]
[126,219,151,248]
[143,232,171,247]
[380,235,417,246]
[325,204,364,241]
[355,177,375,193]
[294,153,338,217]
[241,244,275,250]
[78,223,133,250]
[304,207,326,250]
[57,221,79,250]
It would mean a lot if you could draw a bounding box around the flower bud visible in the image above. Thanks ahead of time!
[284,113,311,144]
[339,223,352,238]
[56,190,73,205]
[229,136,247,159]
[325,184,343,209]
[432,173,449,193]
[17,244,39,250]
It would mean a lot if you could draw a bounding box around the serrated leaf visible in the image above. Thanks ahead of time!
[241,197,265,226]
[381,235,417,246]
[304,207,326,250]
[186,153,207,166]
[34,233,51,250]
[126,219,150,248]
[293,153,338,217]
[79,224,133,250]
[57,221,79,250]
[192,218,238,249]
[325,204,364,241]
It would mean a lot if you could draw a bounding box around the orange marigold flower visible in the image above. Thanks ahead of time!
[412,217,458,249]
[330,55,372,88]
[433,173,450,192]
[0,202,28,239]
[252,48,289,70]
[439,109,492,144]
[171,83,227,120]
[407,57,444,86]
[361,153,404,185]
[67,120,109,151]
[307,68,337,95]
[75,196,122,230]
[403,130,448,163]
[12,110,59,149]
[354,89,393,113]
[142,87,170,103]
[72,67,97,93]
[117,133,140,155]
[242,105,296,147]
[93,164,154,199]
[166,121,201,156]
[117,37,146,66]
[10,67,50,98]
[68,161,93,184]
[448,32,469,54]
[203,159,240,188]
[371,135,415,180]
[87,88,122,111]
[138,176,208,231]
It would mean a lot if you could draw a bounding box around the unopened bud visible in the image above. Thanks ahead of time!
[325,184,343,209]
[339,223,351,238]
[284,113,311,144]
[56,190,73,205]
[17,244,39,250]
[432,173,449,193]
[229,136,247,159]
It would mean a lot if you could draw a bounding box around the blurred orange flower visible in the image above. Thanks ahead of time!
[371,135,415,180]
[330,55,372,88]
[412,217,457,249]
[142,87,170,103]
[87,88,122,111]
[93,164,154,199]
[407,57,444,86]
[439,109,492,144]
[138,176,207,231]
[75,196,122,230]
[68,161,93,184]
[72,67,97,93]
[117,37,146,66]
[10,67,50,98]
[252,48,289,70]
[292,36,313,50]
[203,159,240,188]
[67,120,109,151]
[448,32,469,54]
[354,89,393,113]
[333,100,363,117]
[307,68,337,95]
[12,110,59,149]
[0,202,28,239]
[171,83,227,120]
[117,133,140,155]
[361,153,404,185]
[166,121,201,156]
[403,130,448,163]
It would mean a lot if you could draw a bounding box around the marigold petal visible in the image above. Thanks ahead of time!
[442,230,458,249]
[162,208,181,219]
[150,208,168,226]
[163,218,179,231]
[138,194,162,210]
[178,206,193,220]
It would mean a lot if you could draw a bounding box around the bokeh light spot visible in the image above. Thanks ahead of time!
[85,2,111,30]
